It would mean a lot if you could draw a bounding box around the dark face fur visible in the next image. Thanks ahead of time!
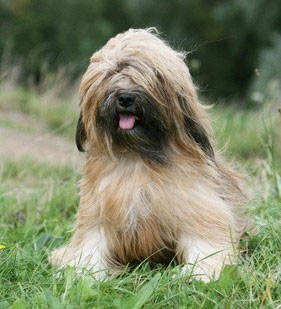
[76,88,214,164]
[96,88,168,164]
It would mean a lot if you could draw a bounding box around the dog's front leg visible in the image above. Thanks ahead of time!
[177,234,234,282]
[50,226,111,280]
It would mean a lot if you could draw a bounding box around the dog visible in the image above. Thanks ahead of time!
[50,28,247,282]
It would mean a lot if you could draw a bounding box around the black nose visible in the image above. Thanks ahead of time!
[117,93,135,108]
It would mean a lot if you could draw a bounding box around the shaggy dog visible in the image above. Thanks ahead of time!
[50,28,247,282]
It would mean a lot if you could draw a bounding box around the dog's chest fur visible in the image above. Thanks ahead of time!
[92,158,179,264]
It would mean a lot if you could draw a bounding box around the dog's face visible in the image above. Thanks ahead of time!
[76,28,213,164]
[96,78,168,164]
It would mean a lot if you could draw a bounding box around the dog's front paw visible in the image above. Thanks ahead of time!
[49,246,71,266]
[172,264,215,283]
[49,245,115,281]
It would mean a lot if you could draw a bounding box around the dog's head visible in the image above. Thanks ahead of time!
[77,28,213,164]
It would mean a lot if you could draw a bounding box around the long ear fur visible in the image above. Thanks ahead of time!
[75,112,87,152]
[178,96,214,158]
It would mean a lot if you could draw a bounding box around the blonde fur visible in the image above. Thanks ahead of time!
[50,28,248,282]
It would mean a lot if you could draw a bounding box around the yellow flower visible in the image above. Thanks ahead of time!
[0,245,5,249]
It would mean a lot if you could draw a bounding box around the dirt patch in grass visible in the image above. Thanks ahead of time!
[0,110,82,169]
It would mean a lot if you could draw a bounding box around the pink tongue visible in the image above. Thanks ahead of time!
[119,113,136,130]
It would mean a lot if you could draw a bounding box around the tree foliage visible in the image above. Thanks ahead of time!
[1,0,280,102]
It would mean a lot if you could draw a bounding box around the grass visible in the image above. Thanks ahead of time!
[0,70,281,307]
[0,67,79,138]
[0,160,281,308]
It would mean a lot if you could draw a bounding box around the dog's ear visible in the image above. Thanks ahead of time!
[75,112,87,152]
[178,96,214,158]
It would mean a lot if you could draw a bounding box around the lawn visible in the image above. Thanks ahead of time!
[0,76,281,308]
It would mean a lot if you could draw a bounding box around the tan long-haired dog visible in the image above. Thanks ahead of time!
[50,28,247,282]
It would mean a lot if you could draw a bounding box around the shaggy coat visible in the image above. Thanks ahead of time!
[50,28,247,282]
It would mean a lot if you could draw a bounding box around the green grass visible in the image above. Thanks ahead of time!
[213,107,280,166]
[0,160,281,307]
[1,78,281,307]
[0,84,78,138]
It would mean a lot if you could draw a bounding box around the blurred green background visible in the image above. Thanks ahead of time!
[1,0,281,104]
[0,0,280,170]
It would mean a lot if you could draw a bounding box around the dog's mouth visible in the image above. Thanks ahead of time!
[119,113,139,130]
